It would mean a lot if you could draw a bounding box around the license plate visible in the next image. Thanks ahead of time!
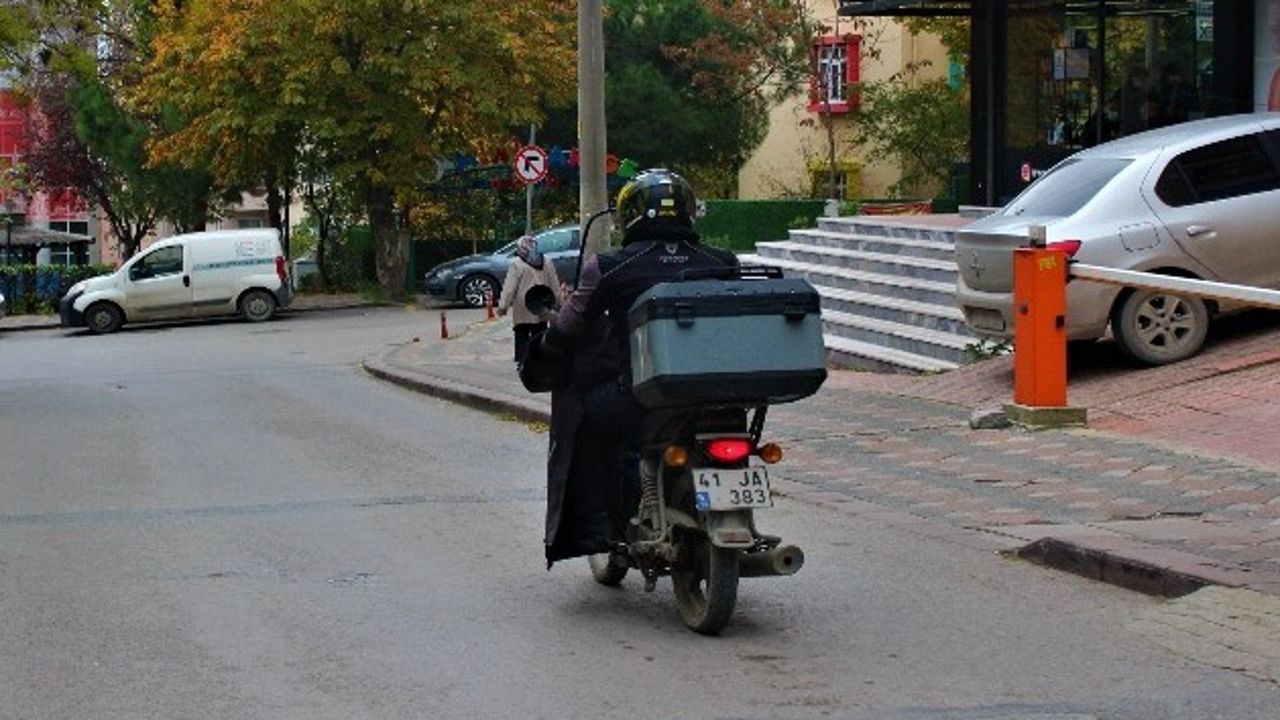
[967,307,1006,333]
[692,466,773,511]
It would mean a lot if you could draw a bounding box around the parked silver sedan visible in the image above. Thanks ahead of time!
[956,113,1280,365]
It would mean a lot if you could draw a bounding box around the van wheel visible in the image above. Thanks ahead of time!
[1111,289,1208,365]
[239,289,277,322]
[85,302,123,335]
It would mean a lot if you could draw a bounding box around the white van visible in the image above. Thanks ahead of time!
[60,228,293,334]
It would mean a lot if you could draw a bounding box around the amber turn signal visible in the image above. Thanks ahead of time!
[758,443,783,464]
[664,445,689,467]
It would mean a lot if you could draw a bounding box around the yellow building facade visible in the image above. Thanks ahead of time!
[737,8,951,201]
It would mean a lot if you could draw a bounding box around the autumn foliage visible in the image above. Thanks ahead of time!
[132,0,577,296]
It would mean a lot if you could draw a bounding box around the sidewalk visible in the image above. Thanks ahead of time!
[366,310,1280,598]
[0,292,384,332]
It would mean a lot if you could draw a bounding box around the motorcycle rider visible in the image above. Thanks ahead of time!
[530,169,739,565]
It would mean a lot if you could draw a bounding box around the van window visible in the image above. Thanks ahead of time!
[1156,133,1280,207]
[129,245,184,281]
[1003,158,1131,218]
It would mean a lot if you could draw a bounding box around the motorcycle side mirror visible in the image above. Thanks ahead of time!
[524,284,557,321]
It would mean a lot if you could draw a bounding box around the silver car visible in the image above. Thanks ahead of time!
[956,113,1280,365]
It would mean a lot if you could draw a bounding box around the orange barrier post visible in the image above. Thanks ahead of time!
[1012,245,1068,407]
[440,310,449,339]
[486,291,495,320]
[1007,232,1085,427]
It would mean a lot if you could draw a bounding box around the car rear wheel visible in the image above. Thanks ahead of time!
[460,274,498,308]
[1111,289,1208,365]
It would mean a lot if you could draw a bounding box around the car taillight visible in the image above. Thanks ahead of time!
[1047,240,1082,258]
[275,256,288,284]
[704,438,752,464]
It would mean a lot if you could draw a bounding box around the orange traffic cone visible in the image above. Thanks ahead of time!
[486,291,495,320]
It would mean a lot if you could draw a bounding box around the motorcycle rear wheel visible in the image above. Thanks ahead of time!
[587,552,629,586]
[671,527,739,635]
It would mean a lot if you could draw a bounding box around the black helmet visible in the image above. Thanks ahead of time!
[616,168,697,241]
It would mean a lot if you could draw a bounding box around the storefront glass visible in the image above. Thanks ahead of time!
[1001,0,1215,200]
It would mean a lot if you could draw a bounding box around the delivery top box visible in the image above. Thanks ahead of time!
[628,275,828,409]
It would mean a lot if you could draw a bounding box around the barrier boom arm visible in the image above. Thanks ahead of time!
[1071,264,1280,311]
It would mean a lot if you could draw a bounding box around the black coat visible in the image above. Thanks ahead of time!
[524,234,738,566]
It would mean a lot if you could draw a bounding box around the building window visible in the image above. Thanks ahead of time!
[808,161,862,201]
[46,221,90,266]
[809,35,860,114]
[238,217,265,229]
[812,170,848,199]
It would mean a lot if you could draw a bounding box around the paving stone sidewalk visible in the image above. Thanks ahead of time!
[366,311,1280,597]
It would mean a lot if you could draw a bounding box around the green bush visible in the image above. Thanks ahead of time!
[697,200,826,253]
[0,264,116,315]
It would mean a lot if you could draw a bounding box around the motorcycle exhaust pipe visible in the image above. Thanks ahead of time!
[739,545,805,577]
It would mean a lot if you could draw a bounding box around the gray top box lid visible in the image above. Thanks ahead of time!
[628,277,821,329]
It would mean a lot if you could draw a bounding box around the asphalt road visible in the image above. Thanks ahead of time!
[2,308,1278,720]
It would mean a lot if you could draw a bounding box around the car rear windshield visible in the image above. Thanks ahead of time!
[1003,158,1132,218]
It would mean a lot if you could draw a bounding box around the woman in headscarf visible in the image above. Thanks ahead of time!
[498,234,561,363]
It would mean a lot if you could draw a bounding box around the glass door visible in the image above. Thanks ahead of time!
[999,1,1212,201]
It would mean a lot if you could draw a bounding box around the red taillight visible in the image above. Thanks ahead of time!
[275,256,288,284]
[705,438,752,464]
[1047,240,1082,258]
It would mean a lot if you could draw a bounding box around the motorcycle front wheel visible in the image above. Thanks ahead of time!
[587,552,628,586]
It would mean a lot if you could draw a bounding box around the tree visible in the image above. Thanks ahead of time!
[849,76,969,197]
[140,0,578,299]
[595,0,812,197]
[836,17,970,199]
[23,76,211,259]
[6,1,214,259]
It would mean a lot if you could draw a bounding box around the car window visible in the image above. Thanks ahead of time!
[1003,158,1131,218]
[1154,161,1195,207]
[129,245,184,281]
[535,229,577,254]
[1156,133,1280,207]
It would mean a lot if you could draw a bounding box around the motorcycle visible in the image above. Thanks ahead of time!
[586,401,806,634]
[525,253,826,634]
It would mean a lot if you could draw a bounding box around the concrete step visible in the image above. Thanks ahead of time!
[821,308,974,365]
[823,334,959,374]
[756,240,958,284]
[788,228,956,262]
[815,285,970,336]
[741,254,958,307]
[816,216,962,244]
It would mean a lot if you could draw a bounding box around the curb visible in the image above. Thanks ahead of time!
[0,300,392,334]
[0,320,60,333]
[362,355,551,426]
[360,348,1280,599]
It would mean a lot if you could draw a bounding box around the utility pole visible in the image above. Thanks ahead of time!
[578,0,611,259]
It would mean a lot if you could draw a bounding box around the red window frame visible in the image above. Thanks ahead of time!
[808,34,860,114]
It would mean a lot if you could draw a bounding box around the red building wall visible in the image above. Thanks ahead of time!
[0,89,92,232]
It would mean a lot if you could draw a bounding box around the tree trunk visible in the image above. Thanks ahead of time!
[305,182,331,290]
[368,183,405,300]
[264,169,290,258]
[316,218,329,290]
